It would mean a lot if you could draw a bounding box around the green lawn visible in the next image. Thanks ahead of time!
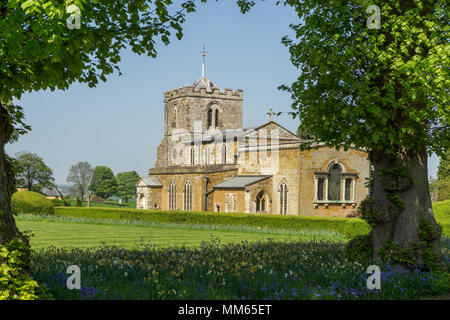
[16,215,345,250]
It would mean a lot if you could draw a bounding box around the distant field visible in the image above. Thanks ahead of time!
[16,215,345,250]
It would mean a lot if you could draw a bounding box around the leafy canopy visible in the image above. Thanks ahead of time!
[14,151,55,190]
[116,171,140,201]
[90,166,117,199]
[279,0,449,157]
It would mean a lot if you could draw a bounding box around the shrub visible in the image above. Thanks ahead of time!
[11,191,54,215]
[0,237,51,300]
[54,207,371,238]
[75,198,82,207]
[50,199,71,207]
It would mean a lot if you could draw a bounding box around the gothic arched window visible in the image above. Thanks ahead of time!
[183,180,193,211]
[328,163,342,200]
[207,108,212,128]
[215,109,219,128]
[279,182,288,215]
[256,191,268,212]
[204,146,210,165]
[221,144,227,164]
[169,180,177,210]
[172,105,178,128]
[190,147,195,166]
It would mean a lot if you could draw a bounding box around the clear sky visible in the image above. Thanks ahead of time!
[6,1,440,184]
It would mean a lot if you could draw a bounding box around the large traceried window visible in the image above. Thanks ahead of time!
[279,182,288,215]
[169,180,177,210]
[314,161,357,204]
[183,180,193,211]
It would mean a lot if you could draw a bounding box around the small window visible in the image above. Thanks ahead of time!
[328,164,342,201]
[345,178,352,201]
[317,178,324,201]
[190,147,195,166]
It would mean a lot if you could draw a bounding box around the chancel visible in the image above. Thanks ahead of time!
[136,51,371,217]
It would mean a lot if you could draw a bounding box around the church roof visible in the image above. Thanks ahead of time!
[138,176,163,187]
[192,76,216,92]
[213,175,272,189]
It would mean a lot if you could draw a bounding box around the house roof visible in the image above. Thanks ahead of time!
[40,186,63,197]
[213,175,271,189]
[138,176,163,187]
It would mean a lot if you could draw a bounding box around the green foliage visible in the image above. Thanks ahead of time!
[280,0,449,157]
[75,198,82,207]
[116,171,140,201]
[432,149,450,201]
[344,234,373,262]
[358,196,376,226]
[54,207,371,239]
[0,237,50,300]
[11,191,54,216]
[50,199,71,207]
[29,238,450,300]
[89,166,116,199]
[14,151,55,190]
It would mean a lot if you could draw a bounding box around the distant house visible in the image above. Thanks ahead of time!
[40,187,64,199]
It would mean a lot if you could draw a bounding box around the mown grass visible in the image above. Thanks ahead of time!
[16,214,345,250]
[54,207,371,239]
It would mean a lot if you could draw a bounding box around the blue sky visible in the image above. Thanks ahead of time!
[6,1,440,184]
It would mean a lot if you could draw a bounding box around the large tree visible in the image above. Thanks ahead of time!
[116,171,140,203]
[90,166,116,199]
[66,161,93,201]
[280,0,449,269]
[0,0,222,248]
[14,151,55,191]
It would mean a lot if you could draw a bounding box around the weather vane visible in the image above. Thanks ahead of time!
[202,44,206,77]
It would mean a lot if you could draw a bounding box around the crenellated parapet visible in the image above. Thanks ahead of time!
[164,85,244,101]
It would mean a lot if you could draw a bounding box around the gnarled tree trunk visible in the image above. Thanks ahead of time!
[368,147,445,270]
[0,101,30,269]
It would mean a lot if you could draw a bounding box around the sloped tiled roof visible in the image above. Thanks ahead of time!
[213,175,271,189]
[40,187,63,197]
[192,76,216,92]
[139,176,163,187]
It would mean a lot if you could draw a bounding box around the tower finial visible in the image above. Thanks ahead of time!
[202,44,206,78]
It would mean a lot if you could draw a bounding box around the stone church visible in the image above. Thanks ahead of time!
[136,65,371,217]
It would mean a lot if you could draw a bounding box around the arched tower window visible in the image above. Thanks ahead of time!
[279,182,288,215]
[168,180,177,210]
[221,144,227,164]
[256,191,268,212]
[204,146,211,165]
[183,180,193,211]
[215,109,219,128]
[207,109,212,128]
[172,105,178,128]
[328,163,342,201]
[207,104,221,129]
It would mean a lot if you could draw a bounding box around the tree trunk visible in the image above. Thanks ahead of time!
[0,103,31,270]
[369,147,445,270]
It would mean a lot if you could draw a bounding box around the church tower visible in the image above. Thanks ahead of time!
[155,48,244,167]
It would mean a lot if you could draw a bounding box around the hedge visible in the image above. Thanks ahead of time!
[11,191,54,215]
[54,207,372,238]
